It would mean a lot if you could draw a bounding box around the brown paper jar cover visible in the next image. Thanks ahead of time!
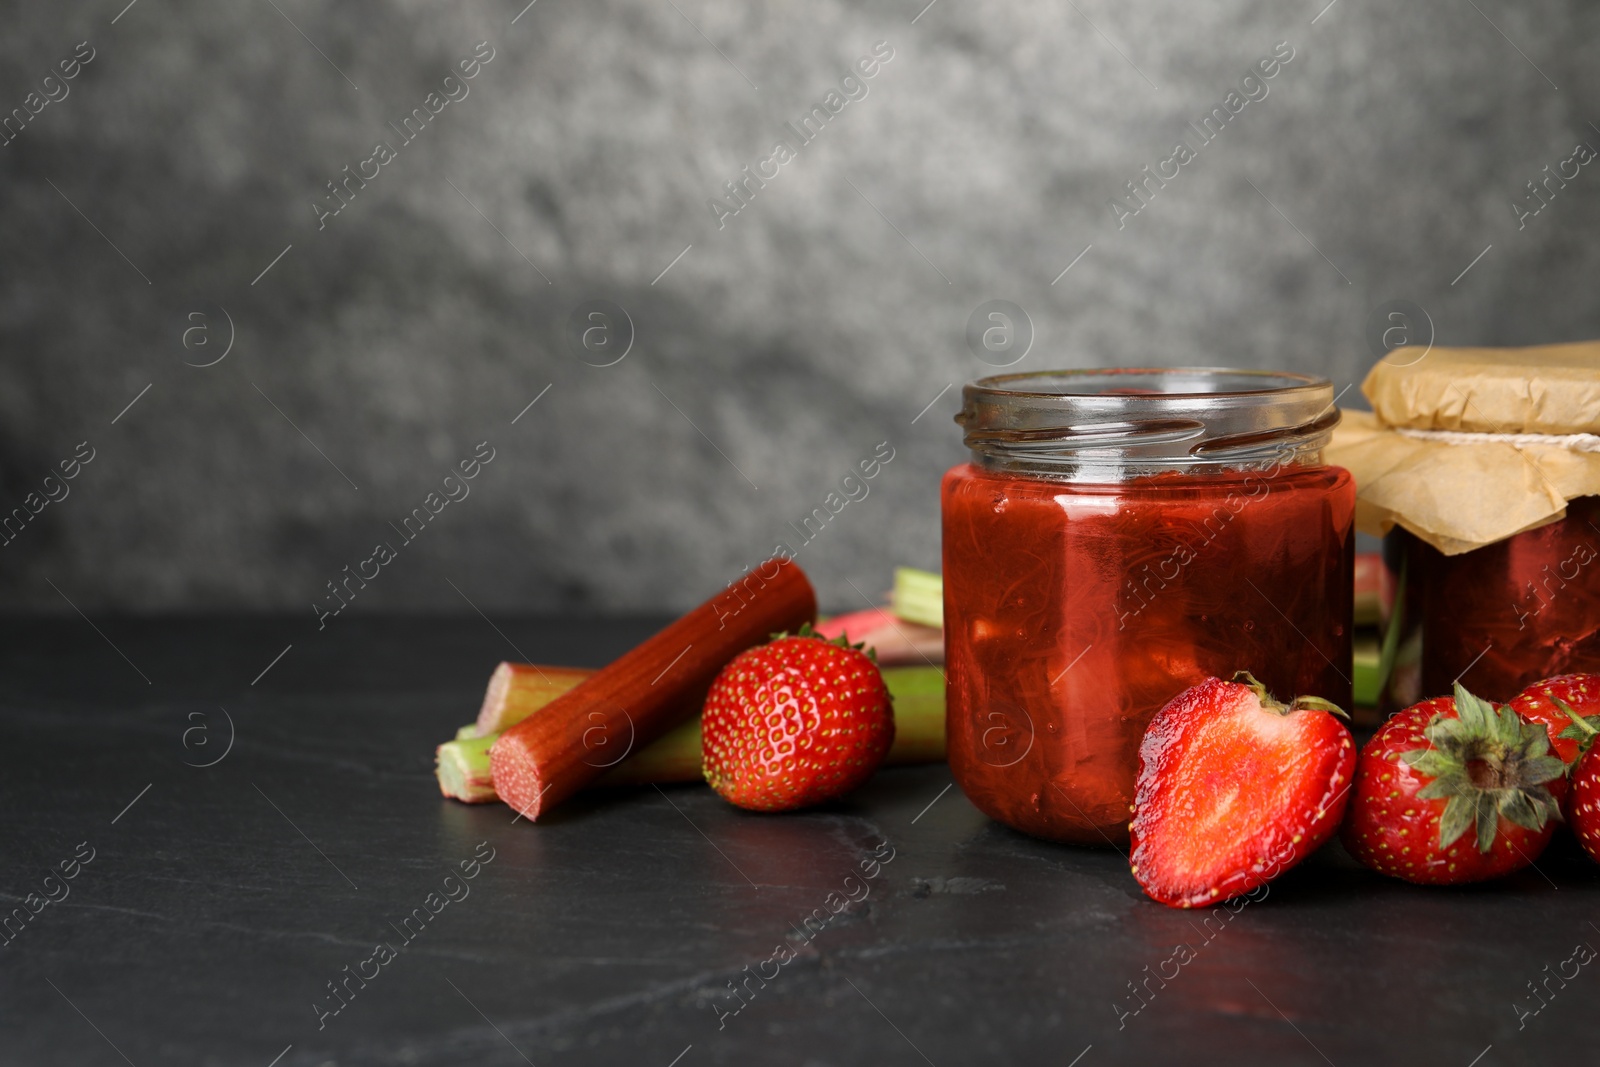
[1364,340,1600,435]
[1327,342,1600,556]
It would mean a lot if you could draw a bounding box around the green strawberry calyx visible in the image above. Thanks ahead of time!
[1231,671,1349,719]
[1403,683,1565,854]
[770,622,878,662]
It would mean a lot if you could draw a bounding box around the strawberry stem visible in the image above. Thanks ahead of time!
[1290,695,1351,720]
[1229,670,1283,710]
[1405,683,1565,852]
[1556,697,1599,737]
[1230,671,1348,719]
[1555,696,1600,761]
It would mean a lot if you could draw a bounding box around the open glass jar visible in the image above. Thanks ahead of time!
[943,369,1355,845]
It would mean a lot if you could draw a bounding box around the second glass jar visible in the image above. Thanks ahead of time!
[943,369,1355,845]
[1379,497,1600,710]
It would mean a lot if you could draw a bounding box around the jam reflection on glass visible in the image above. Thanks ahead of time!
[943,462,1355,846]
[1383,496,1600,707]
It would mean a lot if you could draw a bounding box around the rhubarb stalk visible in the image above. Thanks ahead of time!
[891,566,944,629]
[436,732,497,803]
[476,663,592,737]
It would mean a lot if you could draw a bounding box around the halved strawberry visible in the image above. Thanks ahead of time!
[1342,685,1564,884]
[1128,673,1355,909]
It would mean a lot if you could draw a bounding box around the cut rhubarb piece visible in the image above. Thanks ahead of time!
[890,567,943,629]
[1354,552,1381,627]
[881,664,946,763]
[439,719,704,802]
[1352,633,1381,712]
[475,663,593,736]
[596,718,704,787]
[814,607,943,666]
[436,732,498,803]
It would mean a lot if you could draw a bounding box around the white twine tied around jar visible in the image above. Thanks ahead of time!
[1394,427,1600,453]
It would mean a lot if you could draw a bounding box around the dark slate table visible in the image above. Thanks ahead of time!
[3,617,1595,1066]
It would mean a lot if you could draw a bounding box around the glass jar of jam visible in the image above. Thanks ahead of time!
[943,369,1355,846]
[1380,498,1600,708]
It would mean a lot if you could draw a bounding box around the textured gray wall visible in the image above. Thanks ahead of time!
[1,0,1597,615]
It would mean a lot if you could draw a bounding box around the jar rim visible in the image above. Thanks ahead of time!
[957,366,1340,475]
[965,367,1330,401]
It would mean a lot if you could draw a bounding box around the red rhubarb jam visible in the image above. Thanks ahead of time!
[1382,497,1600,706]
[943,370,1355,845]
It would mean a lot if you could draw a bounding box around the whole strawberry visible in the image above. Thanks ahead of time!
[1510,673,1600,766]
[1128,672,1355,909]
[1342,684,1564,884]
[1565,747,1600,864]
[701,627,894,812]
[1546,686,1600,862]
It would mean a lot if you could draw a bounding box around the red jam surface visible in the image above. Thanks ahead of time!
[1387,496,1600,704]
[943,462,1355,845]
